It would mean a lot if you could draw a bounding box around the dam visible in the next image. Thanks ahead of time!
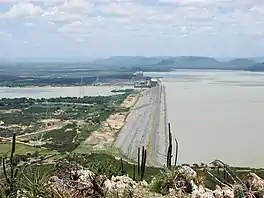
[114,84,168,167]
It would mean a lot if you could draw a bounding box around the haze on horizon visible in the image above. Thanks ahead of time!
[0,0,264,59]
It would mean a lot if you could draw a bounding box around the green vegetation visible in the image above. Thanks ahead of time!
[111,89,134,93]
[149,169,179,195]
[0,91,132,159]
[66,153,160,181]
[42,123,78,153]
[0,142,57,156]
[0,93,130,139]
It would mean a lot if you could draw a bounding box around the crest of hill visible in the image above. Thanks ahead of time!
[246,62,264,71]
[157,56,223,69]
[227,59,256,69]
[93,56,167,67]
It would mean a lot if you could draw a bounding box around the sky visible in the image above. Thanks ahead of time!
[0,0,264,59]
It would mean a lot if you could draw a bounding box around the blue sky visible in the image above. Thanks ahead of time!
[0,0,264,59]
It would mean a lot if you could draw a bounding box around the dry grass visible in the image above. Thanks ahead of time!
[0,142,57,156]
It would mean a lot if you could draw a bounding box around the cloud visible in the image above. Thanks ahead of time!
[40,0,95,23]
[59,20,86,33]
[158,0,234,7]
[1,0,264,57]
[24,22,35,27]
[0,32,12,38]
[23,40,30,44]
[1,2,43,19]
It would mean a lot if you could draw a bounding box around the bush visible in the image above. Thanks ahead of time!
[19,166,55,197]
[149,168,179,195]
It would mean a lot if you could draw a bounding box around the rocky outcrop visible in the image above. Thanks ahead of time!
[247,172,264,198]
[48,160,264,198]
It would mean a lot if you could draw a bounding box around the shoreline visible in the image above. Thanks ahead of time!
[0,84,133,89]
[0,85,135,99]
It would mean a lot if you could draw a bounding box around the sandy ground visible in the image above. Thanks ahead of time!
[17,119,69,140]
[81,92,140,150]
[0,109,22,114]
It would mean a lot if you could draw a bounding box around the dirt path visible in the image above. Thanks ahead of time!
[17,121,69,139]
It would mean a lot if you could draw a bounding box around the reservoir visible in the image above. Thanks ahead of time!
[146,70,264,168]
[0,85,132,99]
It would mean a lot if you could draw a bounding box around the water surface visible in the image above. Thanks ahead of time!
[146,70,264,168]
[0,86,132,99]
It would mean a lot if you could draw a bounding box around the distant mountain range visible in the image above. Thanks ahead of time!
[246,62,264,71]
[92,56,264,72]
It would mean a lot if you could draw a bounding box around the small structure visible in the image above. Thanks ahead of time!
[133,71,144,76]
[133,76,150,88]
[132,71,160,88]
[133,76,159,88]
[150,78,158,87]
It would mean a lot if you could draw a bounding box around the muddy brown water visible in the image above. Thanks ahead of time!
[146,70,264,168]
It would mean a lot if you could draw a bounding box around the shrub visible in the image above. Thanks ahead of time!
[149,168,179,195]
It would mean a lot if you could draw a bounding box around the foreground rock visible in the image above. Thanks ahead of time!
[247,172,264,198]
[48,160,264,198]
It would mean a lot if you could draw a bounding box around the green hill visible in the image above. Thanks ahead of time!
[227,58,256,69]
[246,62,264,71]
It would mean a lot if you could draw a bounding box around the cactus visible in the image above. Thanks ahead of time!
[174,138,179,167]
[140,146,147,181]
[1,133,19,196]
[138,147,140,176]
[120,158,125,175]
[167,123,172,169]
[133,164,136,180]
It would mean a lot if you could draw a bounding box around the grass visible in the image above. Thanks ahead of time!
[67,152,264,188]
[68,153,161,182]
[0,93,130,136]
[1,135,263,198]
[43,123,78,153]
[111,89,134,93]
[0,142,57,156]
[19,165,56,197]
